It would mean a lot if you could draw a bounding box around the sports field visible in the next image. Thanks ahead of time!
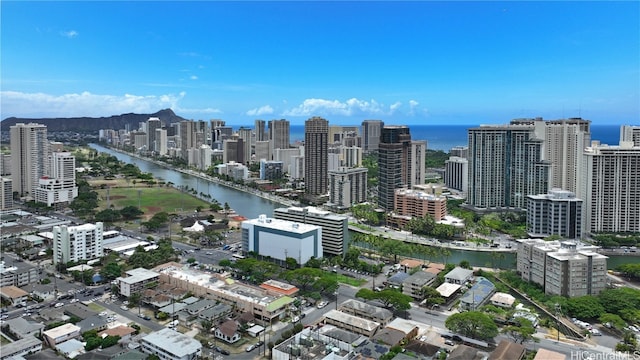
[94,185,210,219]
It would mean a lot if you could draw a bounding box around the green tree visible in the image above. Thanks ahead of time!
[567,296,605,320]
[94,208,122,223]
[85,336,102,351]
[101,262,123,280]
[101,335,120,348]
[445,311,498,340]
[285,257,298,270]
[421,286,445,307]
[599,313,626,330]
[156,312,168,320]
[119,205,144,220]
[502,318,537,344]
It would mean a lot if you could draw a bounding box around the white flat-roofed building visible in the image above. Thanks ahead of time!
[43,323,81,347]
[436,282,462,299]
[140,328,202,360]
[117,268,160,297]
[52,222,103,265]
[273,206,348,256]
[327,167,368,210]
[242,214,322,265]
[490,292,516,308]
[322,309,380,337]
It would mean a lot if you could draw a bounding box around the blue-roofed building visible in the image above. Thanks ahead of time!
[386,271,410,289]
[459,277,495,311]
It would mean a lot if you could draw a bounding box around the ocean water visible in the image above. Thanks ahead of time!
[289,124,623,152]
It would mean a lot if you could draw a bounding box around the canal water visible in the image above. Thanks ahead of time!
[88,144,632,269]
[88,144,282,219]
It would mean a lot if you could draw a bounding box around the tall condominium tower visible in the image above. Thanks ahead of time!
[304,117,329,202]
[254,120,267,142]
[467,122,550,211]
[538,118,590,194]
[378,125,413,212]
[361,120,384,153]
[411,140,427,186]
[10,123,48,198]
[582,142,640,233]
[268,119,290,153]
[146,117,162,153]
[53,222,104,265]
[620,125,640,147]
[238,127,253,164]
[179,121,196,160]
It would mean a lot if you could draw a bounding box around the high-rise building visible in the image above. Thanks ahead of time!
[238,127,253,164]
[444,156,468,193]
[155,128,168,156]
[411,140,427,187]
[517,239,607,297]
[361,120,384,153]
[327,167,368,210]
[582,142,640,234]
[540,118,591,194]
[222,136,245,165]
[268,119,290,154]
[273,206,348,256]
[53,222,104,265]
[378,126,412,212]
[34,152,78,208]
[1,177,13,211]
[179,121,196,160]
[10,123,48,198]
[526,189,583,239]
[254,120,267,142]
[254,140,271,163]
[146,117,162,153]
[304,117,329,202]
[466,123,550,211]
[620,125,640,147]
[450,146,469,159]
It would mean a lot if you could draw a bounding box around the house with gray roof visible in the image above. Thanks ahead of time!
[76,314,108,333]
[198,303,232,322]
[444,267,474,285]
[185,298,216,316]
[2,317,44,339]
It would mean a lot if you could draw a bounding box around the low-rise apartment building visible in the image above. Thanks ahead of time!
[517,239,607,297]
[140,328,202,360]
[116,268,160,297]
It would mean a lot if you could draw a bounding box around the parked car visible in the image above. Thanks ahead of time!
[246,344,256,352]
[317,301,328,309]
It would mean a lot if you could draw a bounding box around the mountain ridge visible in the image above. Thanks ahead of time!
[0,109,188,132]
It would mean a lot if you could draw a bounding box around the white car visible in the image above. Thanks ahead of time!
[317,301,328,309]
[292,316,300,323]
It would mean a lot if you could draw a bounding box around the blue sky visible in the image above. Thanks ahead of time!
[1,1,638,126]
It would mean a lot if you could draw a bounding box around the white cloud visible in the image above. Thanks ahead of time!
[246,105,274,116]
[190,75,198,80]
[282,98,424,118]
[0,90,223,118]
[60,30,78,38]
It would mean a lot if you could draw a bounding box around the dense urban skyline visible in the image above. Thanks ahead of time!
[1,1,638,126]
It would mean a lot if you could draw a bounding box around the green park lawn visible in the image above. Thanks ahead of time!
[94,186,210,219]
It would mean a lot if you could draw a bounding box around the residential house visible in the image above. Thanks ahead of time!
[215,320,241,344]
[444,267,473,285]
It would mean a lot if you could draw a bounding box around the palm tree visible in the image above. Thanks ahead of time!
[440,247,452,266]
